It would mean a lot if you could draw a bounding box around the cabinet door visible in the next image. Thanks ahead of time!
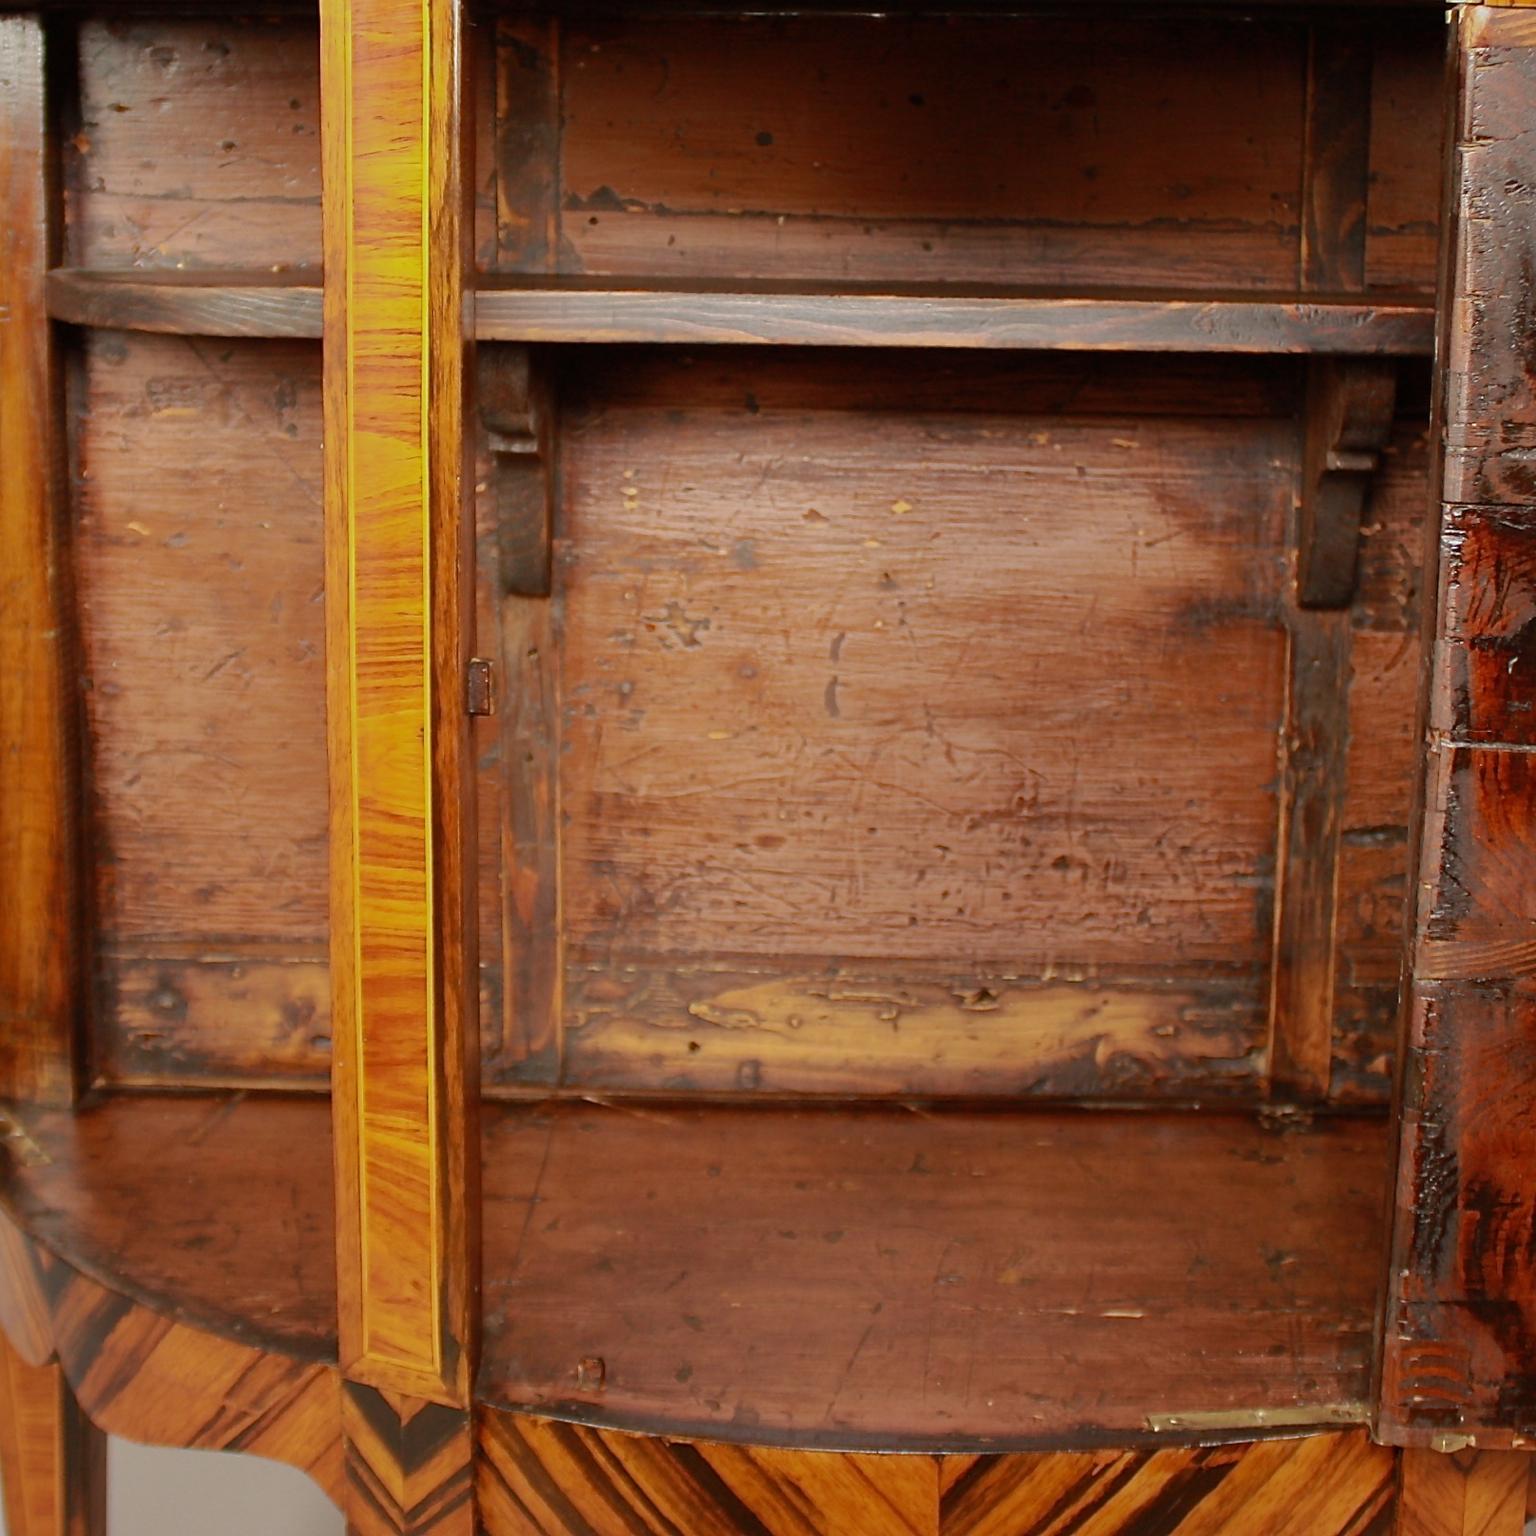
[1379,2,1536,1453]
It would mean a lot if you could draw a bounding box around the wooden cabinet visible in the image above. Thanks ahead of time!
[1,0,1534,1530]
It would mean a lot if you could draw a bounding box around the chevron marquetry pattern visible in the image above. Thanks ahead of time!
[941,1432,1395,1535]
[478,1414,1402,1536]
[1396,1449,1529,1536]
[43,1258,343,1501]
[342,1383,474,1534]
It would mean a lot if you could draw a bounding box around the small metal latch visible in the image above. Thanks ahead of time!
[466,657,496,717]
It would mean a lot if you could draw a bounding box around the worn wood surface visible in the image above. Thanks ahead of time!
[549,353,1289,1097]
[342,1385,474,1534]
[1378,4,1536,1454]
[44,269,1435,355]
[497,13,1440,294]
[476,282,1434,354]
[473,347,1429,1103]
[68,18,321,272]
[0,1330,104,1536]
[0,15,82,1107]
[480,1418,1399,1536]
[479,1100,1388,1448]
[47,268,323,338]
[72,331,330,1089]
[0,1198,342,1504]
[0,1094,334,1359]
[321,0,478,1403]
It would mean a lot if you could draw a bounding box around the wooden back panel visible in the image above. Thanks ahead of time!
[491,9,1444,293]
[52,12,1435,1105]
[482,350,1429,1102]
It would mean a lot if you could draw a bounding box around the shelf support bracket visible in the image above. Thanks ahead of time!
[1296,357,1397,609]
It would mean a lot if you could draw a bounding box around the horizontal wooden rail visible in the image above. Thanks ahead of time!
[46,268,1437,355]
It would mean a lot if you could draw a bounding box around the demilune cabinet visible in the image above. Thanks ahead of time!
[1,0,1534,1530]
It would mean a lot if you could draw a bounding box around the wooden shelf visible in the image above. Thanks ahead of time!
[0,1093,336,1361]
[475,278,1436,354]
[47,268,1437,355]
[0,1093,1389,1451]
[479,1101,1390,1452]
[47,268,322,340]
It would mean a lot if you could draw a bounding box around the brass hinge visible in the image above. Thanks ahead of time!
[466,657,496,717]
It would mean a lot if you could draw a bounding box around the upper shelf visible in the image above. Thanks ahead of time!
[46,268,1437,355]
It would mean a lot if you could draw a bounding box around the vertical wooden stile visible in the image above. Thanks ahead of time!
[320,0,479,1422]
[1268,19,1378,1100]
[0,15,84,1108]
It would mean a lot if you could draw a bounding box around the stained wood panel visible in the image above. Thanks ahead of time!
[1332,417,1430,1103]
[68,18,321,272]
[490,13,1443,295]
[0,1094,335,1359]
[506,352,1290,1097]
[545,15,1309,289]
[479,1101,1389,1448]
[72,331,330,1088]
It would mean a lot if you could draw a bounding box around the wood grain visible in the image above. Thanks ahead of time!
[0,1330,104,1536]
[1379,4,1536,1454]
[47,268,322,338]
[321,0,477,1402]
[1396,1449,1529,1536]
[0,14,82,1106]
[72,330,331,1087]
[43,269,1435,355]
[0,1094,335,1360]
[551,14,1311,290]
[478,1415,1397,1535]
[476,282,1434,354]
[69,18,321,272]
[1439,7,1536,506]
[342,1385,473,1534]
[545,352,1287,1099]
[480,1100,1388,1448]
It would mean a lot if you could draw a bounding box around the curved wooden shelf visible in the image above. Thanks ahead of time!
[0,1093,336,1361]
[0,1094,1390,1455]
[479,1101,1391,1453]
[46,268,1437,355]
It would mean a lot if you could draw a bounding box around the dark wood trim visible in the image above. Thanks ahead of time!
[1268,612,1352,1100]
[1300,19,1373,295]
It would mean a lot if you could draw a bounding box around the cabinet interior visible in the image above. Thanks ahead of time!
[39,0,1447,1445]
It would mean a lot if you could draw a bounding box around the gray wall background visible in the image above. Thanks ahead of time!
[0,1439,343,1534]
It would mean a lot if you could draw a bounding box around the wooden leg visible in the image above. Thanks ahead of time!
[341,1382,473,1535]
[0,1328,104,1536]
[1397,1448,1530,1536]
